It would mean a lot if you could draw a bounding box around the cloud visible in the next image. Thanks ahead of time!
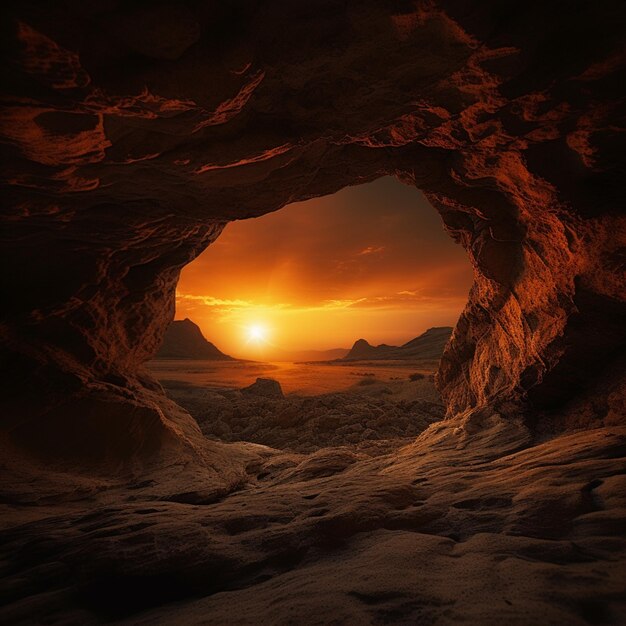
[397,289,419,296]
[176,292,370,315]
[357,245,385,256]
[176,294,256,308]
[314,298,368,310]
[176,290,466,320]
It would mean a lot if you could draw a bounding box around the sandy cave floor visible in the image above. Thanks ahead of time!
[1,361,625,625]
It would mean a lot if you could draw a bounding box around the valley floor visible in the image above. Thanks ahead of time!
[151,359,444,454]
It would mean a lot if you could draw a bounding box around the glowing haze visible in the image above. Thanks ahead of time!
[176,177,473,359]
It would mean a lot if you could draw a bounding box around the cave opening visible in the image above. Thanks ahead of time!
[148,176,475,452]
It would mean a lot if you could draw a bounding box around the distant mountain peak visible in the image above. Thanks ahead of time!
[155,319,233,360]
[342,326,453,361]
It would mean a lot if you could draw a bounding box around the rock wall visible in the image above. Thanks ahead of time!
[1,0,624,464]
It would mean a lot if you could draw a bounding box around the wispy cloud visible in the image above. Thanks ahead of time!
[175,292,368,315]
[358,245,385,256]
[176,289,466,320]
[397,289,419,296]
[176,294,257,308]
[317,298,367,309]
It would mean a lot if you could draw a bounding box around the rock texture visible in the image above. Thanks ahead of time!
[1,418,624,625]
[156,318,232,360]
[1,3,626,621]
[343,327,452,361]
[0,2,624,479]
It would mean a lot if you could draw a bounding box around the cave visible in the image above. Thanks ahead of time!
[1,1,625,624]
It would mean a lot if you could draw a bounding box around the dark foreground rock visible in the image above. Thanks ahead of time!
[1,419,624,625]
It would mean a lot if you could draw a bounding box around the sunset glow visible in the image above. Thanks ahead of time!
[245,323,270,344]
[176,177,474,359]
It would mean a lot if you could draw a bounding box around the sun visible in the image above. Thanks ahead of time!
[245,323,269,344]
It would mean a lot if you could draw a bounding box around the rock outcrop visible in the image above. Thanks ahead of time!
[0,0,624,470]
[156,318,232,360]
[343,327,453,361]
[241,378,284,399]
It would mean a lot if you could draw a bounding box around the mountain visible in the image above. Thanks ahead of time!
[341,327,452,361]
[394,327,454,359]
[156,318,233,360]
[343,339,395,360]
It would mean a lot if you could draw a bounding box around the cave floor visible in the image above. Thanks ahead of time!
[1,412,625,625]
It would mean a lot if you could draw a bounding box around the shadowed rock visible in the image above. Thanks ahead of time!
[241,378,284,399]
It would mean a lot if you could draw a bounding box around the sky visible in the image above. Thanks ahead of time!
[175,176,474,359]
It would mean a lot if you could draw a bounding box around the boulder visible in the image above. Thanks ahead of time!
[241,378,284,399]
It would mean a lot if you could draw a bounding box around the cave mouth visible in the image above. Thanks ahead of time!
[148,176,475,453]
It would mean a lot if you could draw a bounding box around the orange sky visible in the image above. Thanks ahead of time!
[175,176,474,359]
